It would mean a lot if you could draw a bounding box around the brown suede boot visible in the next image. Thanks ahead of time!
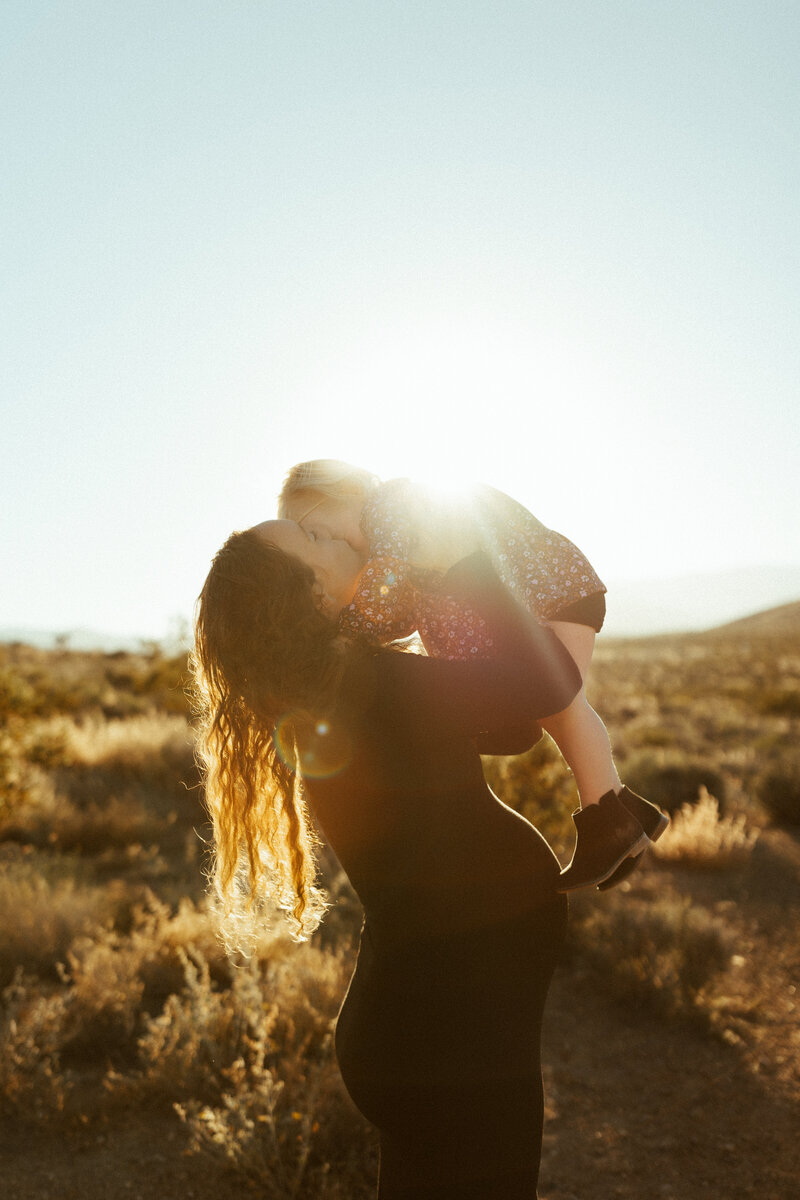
[596,787,670,891]
[557,790,649,893]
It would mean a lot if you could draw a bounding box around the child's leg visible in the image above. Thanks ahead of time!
[545,618,670,891]
[540,621,621,807]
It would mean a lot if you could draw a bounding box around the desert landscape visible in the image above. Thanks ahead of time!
[1,603,798,1199]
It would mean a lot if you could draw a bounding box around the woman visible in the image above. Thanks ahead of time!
[192,516,582,1198]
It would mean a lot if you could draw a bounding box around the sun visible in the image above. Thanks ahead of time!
[276,305,618,545]
[298,323,511,496]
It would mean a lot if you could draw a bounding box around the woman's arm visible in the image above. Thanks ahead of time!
[377,626,578,746]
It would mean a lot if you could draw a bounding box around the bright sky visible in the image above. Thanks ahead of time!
[2,1,799,641]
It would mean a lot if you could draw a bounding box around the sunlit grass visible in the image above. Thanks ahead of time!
[652,787,757,868]
[0,612,798,1193]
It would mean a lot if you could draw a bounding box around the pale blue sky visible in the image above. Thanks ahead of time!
[2,1,799,640]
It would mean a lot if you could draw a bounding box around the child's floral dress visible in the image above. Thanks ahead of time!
[337,480,606,660]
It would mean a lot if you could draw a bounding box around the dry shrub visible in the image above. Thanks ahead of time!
[62,713,191,771]
[103,651,191,715]
[0,644,190,721]
[0,663,39,719]
[652,787,757,868]
[55,793,169,854]
[758,757,800,827]
[57,929,146,1066]
[133,939,345,1102]
[1,713,202,867]
[620,750,727,814]
[163,945,375,1198]
[574,893,734,1020]
[62,895,231,1053]
[0,891,233,1119]
[2,713,197,851]
[0,973,72,1118]
[5,786,172,855]
[53,713,196,803]
[177,1050,375,1199]
[0,728,56,825]
[0,853,124,987]
[54,890,219,1063]
[757,687,800,716]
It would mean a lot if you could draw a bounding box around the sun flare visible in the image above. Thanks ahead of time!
[270,308,628,576]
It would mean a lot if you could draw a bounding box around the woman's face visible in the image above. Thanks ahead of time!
[253,519,366,619]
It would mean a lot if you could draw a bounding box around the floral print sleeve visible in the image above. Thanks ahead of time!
[337,556,425,644]
[338,481,495,659]
[359,478,427,561]
[337,552,496,660]
[469,485,606,621]
[337,479,605,660]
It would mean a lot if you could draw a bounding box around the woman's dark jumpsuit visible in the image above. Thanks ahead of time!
[302,555,581,1199]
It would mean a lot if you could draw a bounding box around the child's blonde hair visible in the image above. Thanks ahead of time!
[277,459,379,518]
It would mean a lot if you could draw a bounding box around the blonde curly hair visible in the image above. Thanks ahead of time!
[191,527,352,941]
[277,458,379,518]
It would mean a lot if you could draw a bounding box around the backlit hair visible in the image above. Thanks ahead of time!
[190,527,349,941]
[277,458,379,518]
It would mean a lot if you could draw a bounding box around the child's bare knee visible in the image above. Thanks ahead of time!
[548,621,596,682]
[542,692,585,734]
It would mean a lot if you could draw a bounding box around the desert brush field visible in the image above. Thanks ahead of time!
[1,603,799,1199]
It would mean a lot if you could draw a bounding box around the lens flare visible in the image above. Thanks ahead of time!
[274,713,353,779]
[379,570,397,597]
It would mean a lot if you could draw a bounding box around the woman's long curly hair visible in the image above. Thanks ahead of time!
[191,527,347,941]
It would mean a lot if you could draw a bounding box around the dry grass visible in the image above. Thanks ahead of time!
[0,613,798,1195]
[59,712,192,768]
[0,851,125,987]
[164,945,375,1197]
[652,787,758,868]
[570,882,736,1022]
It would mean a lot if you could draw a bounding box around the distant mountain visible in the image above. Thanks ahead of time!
[708,599,800,639]
[601,565,800,637]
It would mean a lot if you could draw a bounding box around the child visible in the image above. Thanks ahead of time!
[278,460,668,890]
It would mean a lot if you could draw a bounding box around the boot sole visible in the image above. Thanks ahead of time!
[557,830,650,893]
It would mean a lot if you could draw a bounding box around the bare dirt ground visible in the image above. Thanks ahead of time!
[2,830,798,1200]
